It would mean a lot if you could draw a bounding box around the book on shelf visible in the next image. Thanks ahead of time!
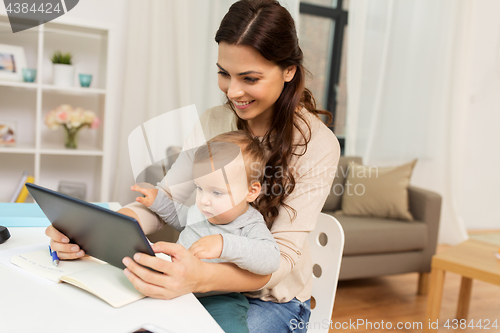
[15,175,34,203]
[11,249,146,308]
[9,171,28,203]
[10,171,35,203]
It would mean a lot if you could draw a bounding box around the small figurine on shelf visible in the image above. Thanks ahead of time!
[0,120,16,146]
[51,51,74,87]
[45,104,100,149]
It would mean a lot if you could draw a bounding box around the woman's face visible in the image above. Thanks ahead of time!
[217,42,296,131]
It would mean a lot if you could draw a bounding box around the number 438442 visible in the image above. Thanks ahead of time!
[444,319,498,330]
[6,2,62,14]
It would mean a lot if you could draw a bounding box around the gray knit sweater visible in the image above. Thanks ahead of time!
[149,190,280,275]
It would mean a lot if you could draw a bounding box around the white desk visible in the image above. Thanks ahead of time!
[0,225,223,333]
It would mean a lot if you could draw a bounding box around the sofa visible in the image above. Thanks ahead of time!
[321,156,442,294]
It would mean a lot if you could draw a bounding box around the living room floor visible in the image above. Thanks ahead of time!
[331,240,500,332]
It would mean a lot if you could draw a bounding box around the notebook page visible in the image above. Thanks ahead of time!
[62,264,145,307]
[10,250,104,282]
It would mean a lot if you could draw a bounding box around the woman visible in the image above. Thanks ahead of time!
[46,0,340,331]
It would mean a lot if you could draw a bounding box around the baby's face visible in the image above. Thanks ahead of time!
[193,165,249,225]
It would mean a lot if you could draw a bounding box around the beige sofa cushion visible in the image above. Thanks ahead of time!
[337,159,417,221]
[327,214,428,256]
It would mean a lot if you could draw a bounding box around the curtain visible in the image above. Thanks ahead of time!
[112,0,299,206]
[346,0,474,244]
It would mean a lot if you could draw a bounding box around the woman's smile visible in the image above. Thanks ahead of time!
[232,100,255,109]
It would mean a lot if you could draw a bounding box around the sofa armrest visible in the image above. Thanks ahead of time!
[408,186,442,271]
[408,186,441,223]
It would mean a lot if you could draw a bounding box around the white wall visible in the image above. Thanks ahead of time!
[456,0,500,230]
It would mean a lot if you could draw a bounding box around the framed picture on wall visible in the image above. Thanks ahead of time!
[0,120,17,146]
[0,44,27,82]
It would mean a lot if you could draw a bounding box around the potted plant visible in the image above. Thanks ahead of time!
[51,51,74,87]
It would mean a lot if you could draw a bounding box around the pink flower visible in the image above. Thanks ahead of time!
[90,117,100,129]
[56,110,69,124]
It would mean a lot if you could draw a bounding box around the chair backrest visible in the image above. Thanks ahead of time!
[307,213,345,333]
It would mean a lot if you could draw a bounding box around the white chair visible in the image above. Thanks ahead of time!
[307,213,345,333]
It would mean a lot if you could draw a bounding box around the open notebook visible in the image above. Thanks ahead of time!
[11,249,145,308]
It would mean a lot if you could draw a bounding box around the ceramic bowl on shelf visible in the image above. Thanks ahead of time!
[22,68,37,83]
[79,74,92,88]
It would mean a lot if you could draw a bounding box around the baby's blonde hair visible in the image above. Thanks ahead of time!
[193,130,267,185]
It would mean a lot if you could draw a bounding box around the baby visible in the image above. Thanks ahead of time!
[131,130,280,277]
[132,131,279,332]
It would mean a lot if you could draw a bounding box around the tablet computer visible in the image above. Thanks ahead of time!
[26,183,155,270]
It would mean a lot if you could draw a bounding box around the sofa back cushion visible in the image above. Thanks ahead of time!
[322,156,363,211]
[339,159,417,221]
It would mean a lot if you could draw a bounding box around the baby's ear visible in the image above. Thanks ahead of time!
[246,181,261,203]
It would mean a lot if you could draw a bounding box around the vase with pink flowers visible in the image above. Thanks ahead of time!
[44,104,100,149]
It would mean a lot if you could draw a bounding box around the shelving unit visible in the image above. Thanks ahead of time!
[0,14,114,202]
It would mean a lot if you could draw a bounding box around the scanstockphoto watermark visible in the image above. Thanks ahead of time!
[290,318,423,331]
[331,180,366,196]
[249,162,379,198]
[259,179,366,199]
[250,162,380,181]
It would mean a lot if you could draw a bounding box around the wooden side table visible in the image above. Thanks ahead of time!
[424,239,500,332]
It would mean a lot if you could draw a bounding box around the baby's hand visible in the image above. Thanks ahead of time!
[189,235,223,260]
[131,184,158,208]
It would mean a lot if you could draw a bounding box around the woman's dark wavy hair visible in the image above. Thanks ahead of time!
[215,0,332,228]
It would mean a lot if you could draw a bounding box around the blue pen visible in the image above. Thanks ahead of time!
[48,245,60,267]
